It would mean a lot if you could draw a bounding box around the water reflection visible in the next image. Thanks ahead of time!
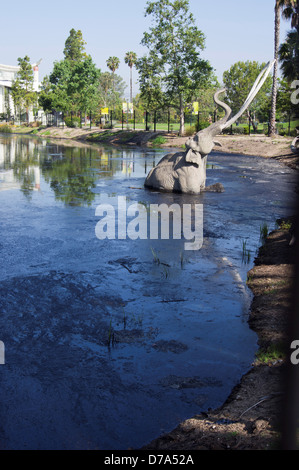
[0,135,157,206]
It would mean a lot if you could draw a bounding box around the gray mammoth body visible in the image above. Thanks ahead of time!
[144,151,208,194]
[144,60,275,194]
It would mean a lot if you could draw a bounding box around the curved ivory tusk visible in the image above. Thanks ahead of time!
[213,88,232,122]
[222,60,276,130]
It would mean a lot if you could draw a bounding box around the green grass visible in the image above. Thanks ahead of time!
[255,343,286,364]
[278,219,292,231]
[260,223,269,244]
[241,240,251,264]
[150,135,167,146]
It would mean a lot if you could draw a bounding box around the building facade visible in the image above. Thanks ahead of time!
[0,62,40,121]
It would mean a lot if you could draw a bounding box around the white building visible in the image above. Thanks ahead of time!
[0,61,41,121]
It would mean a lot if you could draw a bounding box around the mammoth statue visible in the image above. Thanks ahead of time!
[144,60,275,194]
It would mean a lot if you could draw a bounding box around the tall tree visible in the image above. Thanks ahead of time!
[64,29,87,62]
[11,56,37,124]
[106,56,120,91]
[269,1,281,137]
[223,61,273,129]
[124,51,137,103]
[39,31,101,120]
[279,30,298,82]
[98,72,126,108]
[280,0,299,31]
[269,0,298,137]
[136,0,213,136]
[281,0,299,76]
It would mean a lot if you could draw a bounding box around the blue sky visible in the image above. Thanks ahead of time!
[0,0,292,99]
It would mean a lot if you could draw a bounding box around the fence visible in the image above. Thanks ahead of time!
[115,109,213,133]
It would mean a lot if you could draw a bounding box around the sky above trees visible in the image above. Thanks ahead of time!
[0,0,292,99]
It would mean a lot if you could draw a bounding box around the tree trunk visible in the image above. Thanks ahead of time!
[296,1,299,77]
[179,95,185,136]
[247,109,257,133]
[130,67,133,104]
[269,3,281,137]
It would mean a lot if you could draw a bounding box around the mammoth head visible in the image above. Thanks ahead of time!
[185,132,222,166]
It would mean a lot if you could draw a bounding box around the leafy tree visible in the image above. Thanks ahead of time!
[39,31,101,121]
[124,51,137,103]
[2,88,12,120]
[68,56,101,115]
[98,72,126,110]
[38,76,56,113]
[223,61,272,130]
[136,0,213,136]
[194,74,221,121]
[46,59,73,114]
[277,77,298,119]
[11,56,37,124]
[64,29,87,62]
[136,54,165,113]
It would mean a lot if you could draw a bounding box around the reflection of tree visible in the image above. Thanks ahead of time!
[41,146,122,206]
[49,172,97,206]
[10,138,41,199]
[0,136,132,205]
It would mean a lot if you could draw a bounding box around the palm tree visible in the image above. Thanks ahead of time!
[124,52,137,104]
[279,30,298,82]
[269,1,282,137]
[106,56,120,92]
[281,0,299,31]
[281,0,299,75]
[269,0,297,137]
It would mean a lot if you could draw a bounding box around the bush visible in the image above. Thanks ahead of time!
[151,135,167,146]
[0,124,12,133]
[64,116,80,128]
[28,121,42,128]
[196,120,210,132]
[290,129,298,137]
[233,126,245,135]
[184,125,196,136]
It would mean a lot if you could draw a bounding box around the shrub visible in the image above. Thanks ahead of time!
[28,121,42,128]
[196,120,210,132]
[64,116,80,128]
[0,124,12,133]
[232,126,245,135]
[184,125,196,136]
[151,135,167,146]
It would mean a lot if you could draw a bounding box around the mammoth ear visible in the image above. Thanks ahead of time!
[185,149,202,167]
